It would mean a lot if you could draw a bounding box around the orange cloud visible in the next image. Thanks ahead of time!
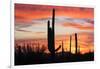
[15,4,94,24]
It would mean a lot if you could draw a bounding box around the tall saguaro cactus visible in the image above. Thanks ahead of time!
[47,9,61,60]
[75,33,78,54]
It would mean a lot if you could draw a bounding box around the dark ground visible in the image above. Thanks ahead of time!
[15,45,94,65]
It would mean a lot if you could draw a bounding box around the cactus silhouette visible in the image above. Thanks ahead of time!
[69,35,72,53]
[75,33,78,54]
[47,9,61,60]
[61,41,64,56]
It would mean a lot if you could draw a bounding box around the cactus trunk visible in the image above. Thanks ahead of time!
[69,35,72,53]
[62,41,64,56]
[75,33,78,54]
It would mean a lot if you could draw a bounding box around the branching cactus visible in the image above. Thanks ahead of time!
[47,9,61,60]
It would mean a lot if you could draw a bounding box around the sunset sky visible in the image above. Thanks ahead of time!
[15,4,94,54]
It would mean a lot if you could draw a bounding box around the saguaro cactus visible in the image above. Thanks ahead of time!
[47,9,61,60]
[69,35,72,53]
[75,33,78,54]
[61,41,64,56]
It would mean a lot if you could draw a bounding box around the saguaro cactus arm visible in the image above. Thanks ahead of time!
[55,45,61,52]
